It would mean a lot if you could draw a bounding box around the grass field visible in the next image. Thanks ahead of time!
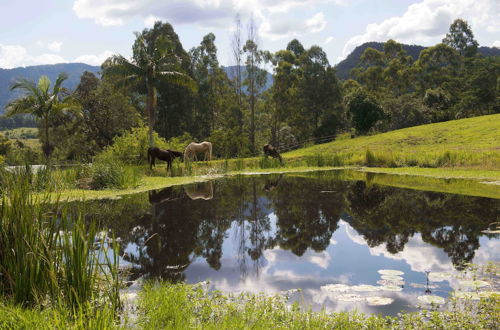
[283,114,500,169]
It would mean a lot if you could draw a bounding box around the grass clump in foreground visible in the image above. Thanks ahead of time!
[0,170,121,328]
[137,282,499,330]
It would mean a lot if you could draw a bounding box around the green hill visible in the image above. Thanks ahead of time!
[284,114,500,169]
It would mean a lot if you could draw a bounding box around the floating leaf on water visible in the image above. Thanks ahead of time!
[378,269,404,276]
[452,292,481,300]
[321,284,350,292]
[417,295,446,305]
[458,280,490,288]
[381,275,404,282]
[428,272,453,282]
[377,279,405,286]
[380,285,403,292]
[366,296,394,306]
[351,284,381,292]
[410,283,439,289]
[336,294,365,302]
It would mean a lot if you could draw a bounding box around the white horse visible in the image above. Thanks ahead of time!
[185,181,214,200]
[184,141,212,162]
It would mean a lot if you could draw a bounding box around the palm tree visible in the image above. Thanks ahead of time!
[6,73,77,157]
[103,21,195,147]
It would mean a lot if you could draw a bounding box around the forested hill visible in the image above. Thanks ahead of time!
[0,64,273,114]
[0,63,100,113]
[334,42,500,80]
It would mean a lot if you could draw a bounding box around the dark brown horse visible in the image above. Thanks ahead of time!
[147,147,183,171]
[263,144,283,164]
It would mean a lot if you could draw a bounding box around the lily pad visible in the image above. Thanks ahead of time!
[336,293,365,302]
[377,279,405,286]
[380,285,403,292]
[417,295,446,305]
[378,269,404,276]
[381,275,404,282]
[366,296,394,306]
[351,284,381,292]
[321,284,350,292]
[458,280,489,288]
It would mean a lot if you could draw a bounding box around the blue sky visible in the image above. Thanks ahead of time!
[0,0,499,69]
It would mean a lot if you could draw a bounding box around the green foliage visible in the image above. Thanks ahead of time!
[442,18,478,57]
[137,281,500,330]
[347,88,385,134]
[0,173,120,313]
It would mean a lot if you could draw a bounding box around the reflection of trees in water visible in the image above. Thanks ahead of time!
[78,173,500,282]
[274,177,343,256]
[346,181,500,269]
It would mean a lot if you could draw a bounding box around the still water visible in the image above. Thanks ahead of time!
[76,171,500,315]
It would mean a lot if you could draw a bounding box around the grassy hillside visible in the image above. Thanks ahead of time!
[284,114,500,169]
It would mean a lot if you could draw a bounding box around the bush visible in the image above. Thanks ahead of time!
[88,157,139,190]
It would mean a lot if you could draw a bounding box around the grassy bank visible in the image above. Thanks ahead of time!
[283,114,500,169]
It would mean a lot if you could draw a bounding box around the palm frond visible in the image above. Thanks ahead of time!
[52,72,69,96]
[5,96,37,117]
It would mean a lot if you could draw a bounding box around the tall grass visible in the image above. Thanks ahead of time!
[0,171,120,320]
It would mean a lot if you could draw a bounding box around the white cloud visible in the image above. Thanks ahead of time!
[260,12,328,40]
[0,43,114,68]
[72,0,340,31]
[47,41,63,52]
[0,43,29,68]
[493,41,500,48]
[324,36,334,45]
[74,50,115,66]
[342,0,500,58]
[37,41,63,52]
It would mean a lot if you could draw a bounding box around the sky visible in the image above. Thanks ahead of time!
[0,0,499,69]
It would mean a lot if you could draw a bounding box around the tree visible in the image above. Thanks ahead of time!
[5,73,78,157]
[347,88,384,134]
[443,18,478,58]
[243,17,268,155]
[103,21,194,147]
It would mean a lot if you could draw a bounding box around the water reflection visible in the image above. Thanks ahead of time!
[70,171,500,315]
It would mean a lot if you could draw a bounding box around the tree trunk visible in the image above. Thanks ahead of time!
[147,85,157,147]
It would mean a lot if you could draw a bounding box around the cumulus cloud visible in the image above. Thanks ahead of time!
[342,0,500,58]
[260,12,327,40]
[324,36,334,44]
[73,0,339,31]
[37,41,63,52]
[493,41,500,48]
[0,43,114,68]
[74,50,115,66]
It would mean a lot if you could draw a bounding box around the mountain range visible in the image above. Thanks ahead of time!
[1,42,499,113]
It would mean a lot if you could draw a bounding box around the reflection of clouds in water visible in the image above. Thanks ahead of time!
[473,239,500,265]
[210,248,338,295]
[341,220,453,273]
[264,248,331,269]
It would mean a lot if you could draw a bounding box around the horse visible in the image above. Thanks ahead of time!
[147,147,183,171]
[263,144,283,164]
[185,181,214,200]
[184,141,212,162]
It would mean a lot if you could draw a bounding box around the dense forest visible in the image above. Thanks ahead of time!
[0,18,498,164]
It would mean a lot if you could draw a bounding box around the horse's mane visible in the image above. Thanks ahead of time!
[168,150,183,157]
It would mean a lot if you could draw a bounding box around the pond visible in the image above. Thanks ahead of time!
[72,170,500,316]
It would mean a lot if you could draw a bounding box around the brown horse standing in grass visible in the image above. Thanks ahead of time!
[263,144,283,164]
[147,147,183,171]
